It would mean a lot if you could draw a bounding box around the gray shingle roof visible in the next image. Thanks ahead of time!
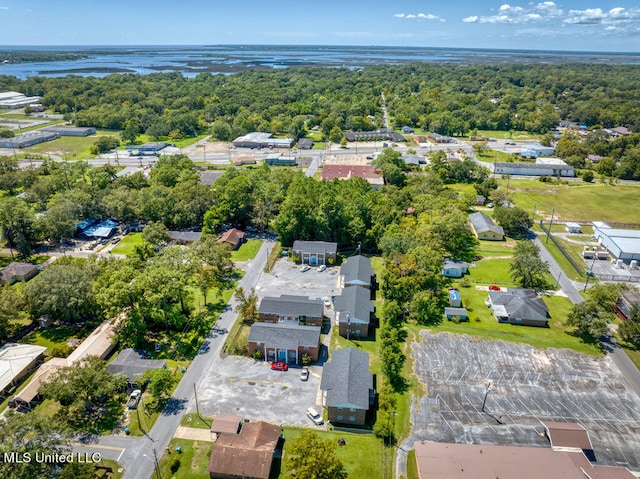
[489,289,549,323]
[445,307,468,316]
[320,348,373,409]
[443,259,468,271]
[333,286,374,325]
[106,348,167,382]
[291,240,337,255]
[258,295,323,318]
[469,212,504,236]
[248,323,320,350]
[168,231,202,243]
[340,255,374,287]
[0,262,38,282]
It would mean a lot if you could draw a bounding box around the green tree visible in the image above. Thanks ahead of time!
[211,120,232,141]
[408,290,442,325]
[234,287,259,324]
[618,307,640,348]
[91,135,120,154]
[285,429,347,479]
[142,221,170,249]
[24,262,95,323]
[0,196,38,259]
[141,368,174,399]
[41,356,127,430]
[509,241,550,289]
[566,300,608,341]
[493,206,532,238]
[0,284,26,341]
[328,125,344,143]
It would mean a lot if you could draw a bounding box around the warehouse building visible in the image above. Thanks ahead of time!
[42,126,96,136]
[0,130,59,148]
[0,91,41,109]
[593,222,640,263]
[232,132,293,149]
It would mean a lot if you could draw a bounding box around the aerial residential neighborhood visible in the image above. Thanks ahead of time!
[2,21,640,479]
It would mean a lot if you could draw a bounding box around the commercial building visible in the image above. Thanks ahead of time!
[264,153,297,166]
[247,322,321,363]
[334,285,375,339]
[593,223,640,263]
[291,240,337,266]
[320,348,374,426]
[343,128,405,142]
[0,91,41,109]
[0,130,59,149]
[125,142,167,155]
[520,144,556,158]
[41,126,96,136]
[491,158,575,177]
[258,295,324,327]
[320,164,384,188]
[232,132,293,149]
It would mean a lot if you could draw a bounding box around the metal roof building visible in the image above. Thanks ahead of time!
[0,130,59,148]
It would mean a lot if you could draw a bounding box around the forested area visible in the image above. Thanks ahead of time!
[3,63,640,140]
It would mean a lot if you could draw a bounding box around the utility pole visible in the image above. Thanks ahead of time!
[194,383,200,416]
[546,207,556,244]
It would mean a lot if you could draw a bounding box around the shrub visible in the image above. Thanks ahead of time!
[301,353,311,366]
[252,350,263,360]
[50,343,72,358]
[170,457,181,473]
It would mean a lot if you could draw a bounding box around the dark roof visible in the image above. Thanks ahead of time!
[211,414,242,434]
[207,421,280,479]
[493,161,574,171]
[443,259,468,271]
[333,286,374,325]
[469,212,504,236]
[340,255,374,287]
[106,348,166,382]
[218,228,245,247]
[402,154,422,166]
[543,422,593,450]
[291,240,337,255]
[0,262,38,282]
[489,289,549,323]
[445,307,468,316]
[320,348,372,409]
[248,323,321,349]
[297,138,313,149]
[258,295,323,319]
[168,231,202,243]
[198,170,223,185]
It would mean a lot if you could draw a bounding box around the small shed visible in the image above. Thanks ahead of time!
[211,414,242,435]
[448,289,462,307]
[442,259,468,278]
[445,307,468,321]
[565,223,581,233]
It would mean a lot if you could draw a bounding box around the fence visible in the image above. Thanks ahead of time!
[540,220,584,276]
[597,274,640,283]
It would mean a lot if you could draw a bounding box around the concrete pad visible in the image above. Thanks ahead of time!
[174,426,214,442]
[405,331,640,471]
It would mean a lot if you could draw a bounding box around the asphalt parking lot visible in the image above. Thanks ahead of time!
[255,258,341,301]
[195,356,325,428]
[402,331,640,470]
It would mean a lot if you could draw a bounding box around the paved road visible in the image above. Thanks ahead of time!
[535,235,640,398]
[72,240,275,479]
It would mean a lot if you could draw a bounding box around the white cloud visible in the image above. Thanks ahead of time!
[0,6,9,9]
[394,12,444,22]
[463,1,563,24]
[564,7,640,25]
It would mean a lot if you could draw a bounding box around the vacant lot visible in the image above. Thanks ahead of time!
[400,331,640,473]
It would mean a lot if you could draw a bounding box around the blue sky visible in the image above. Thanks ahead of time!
[1,1,640,51]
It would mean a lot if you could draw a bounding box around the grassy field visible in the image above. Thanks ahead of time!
[538,234,586,282]
[230,239,263,262]
[180,413,212,429]
[281,427,384,479]
[474,129,541,140]
[476,149,518,163]
[406,449,419,479]
[157,439,211,479]
[123,133,207,150]
[23,324,87,352]
[507,179,640,223]
[110,233,144,256]
[23,130,119,159]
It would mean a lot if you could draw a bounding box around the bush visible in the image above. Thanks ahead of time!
[50,343,72,358]
[301,353,311,366]
[170,457,181,473]
[458,277,471,288]
[252,350,263,360]
[582,170,595,183]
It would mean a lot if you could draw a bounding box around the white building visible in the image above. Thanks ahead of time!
[593,222,640,263]
[491,158,575,177]
[0,91,41,109]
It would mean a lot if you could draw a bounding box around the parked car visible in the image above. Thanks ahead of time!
[306,407,324,425]
[300,265,310,272]
[489,285,501,291]
[317,264,327,272]
[323,297,332,308]
[300,367,309,381]
[271,361,289,371]
[127,390,142,409]
[111,236,121,244]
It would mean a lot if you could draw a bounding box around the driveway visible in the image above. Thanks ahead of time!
[397,331,640,474]
[255,258,341,301]
[196,355,324,428]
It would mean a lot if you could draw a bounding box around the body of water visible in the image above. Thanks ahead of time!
[2,45,640,79]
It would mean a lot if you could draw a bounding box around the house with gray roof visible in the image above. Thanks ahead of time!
[258,295,324,327]
[320,348,374,425]
[292,240,337,266]
[487,289,549,327]
[106,348,167,388]
[0,262,39,285]
[469,212,504,241]
[168,231,202,244]
[334,286,375,339]
[339,255,376,297]
[247,323,321,364]
[442,259,468,278]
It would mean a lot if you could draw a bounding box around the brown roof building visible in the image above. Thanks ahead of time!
[543,421,593,451]
[320,165,384,188]
[210,414,242,435]
[218,228,245,250]
[207,421,281,479]
[414,441,636,479]
[0,262,39,285]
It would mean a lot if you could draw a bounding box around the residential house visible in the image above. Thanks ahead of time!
[291,240,337,266]
[258,295,324,327]
[168,231,202,245]
[444,307,468,321]
[247,322,321,363]
[106,348,167,389]
[334,286,375,339]
[339,255,376,297]
[297,138,313,150]
[401,154,423,167]
[0,262,39,285]
[442,259,468,278]
[0,344,47,396]
[320,348,374,426]
[487,289,549,327]
[469,212,504,241]
[217,228,245,250]
[198,171,223,185]
[207,421,281,479]
[475,195,486,206]
[614,289,640,321]
[401,126,415,134]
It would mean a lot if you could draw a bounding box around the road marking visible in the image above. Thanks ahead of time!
[71,443,125,452]
[117,448,126,462]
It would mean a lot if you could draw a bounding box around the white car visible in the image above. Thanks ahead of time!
[300,265,310,272]
[322,297,332,308]
[300,367,309,381]
[317,264,327,272]
[306,407,324,425]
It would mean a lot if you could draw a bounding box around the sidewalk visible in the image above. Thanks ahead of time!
[174,425,214,442]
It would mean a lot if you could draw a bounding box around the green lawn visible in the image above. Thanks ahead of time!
[23,130,119,159]
[406,449,419,479]
[23,324,85,352]
[180,413,213,430]
[231,239,263,262]
[281,427,383,479]
[122,133,207,150]
[474,129,541,140]
[157,439,211,479]
[507,179,640,223]
[110,233,144,256]
[476,149,518,163]
[538,235,585,282]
